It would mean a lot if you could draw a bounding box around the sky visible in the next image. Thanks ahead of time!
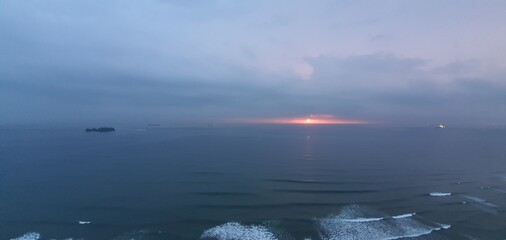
[1,0,506,126]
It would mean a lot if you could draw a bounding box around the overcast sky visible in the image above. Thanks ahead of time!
[1,0,506,126]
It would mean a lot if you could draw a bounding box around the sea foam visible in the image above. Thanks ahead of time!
[430,192,452,197]
[200,222,278,240]
[341,212,415,223]
[317,205,449,240]
[392,213,416,219]
[10,232,40,240]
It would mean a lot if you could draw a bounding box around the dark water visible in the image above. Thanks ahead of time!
[1,126,506,240]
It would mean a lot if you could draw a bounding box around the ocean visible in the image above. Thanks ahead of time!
[1,125,506,239]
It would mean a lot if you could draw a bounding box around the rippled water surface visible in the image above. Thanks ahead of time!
[1,126,506,239]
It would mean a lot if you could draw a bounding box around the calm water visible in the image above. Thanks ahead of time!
[1,126,506,240]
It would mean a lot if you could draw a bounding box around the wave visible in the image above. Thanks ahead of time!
[430,192,452,196]
[461,234,481,240]
[196,202,343,210]
[264,179,338,185]
[263,178,372,185]
[495,188,506,193]
[272,189,377,194]
[14,229,161,240]
[462,195,485,202]
[200,222,278,240]
[461,195,498,214]
[341,217,385,222]
[199,205,448,240]
[439,224,451,229]
[10,233,81,240]
[317,205,449,240]
[191,171,226,176]
[10,233,40,240]
[392,213,416,219]
[112,229,158,240]
[451,181,472,185]
[462,195,498,207]
[190,191,255,196]
[340,212,416,223]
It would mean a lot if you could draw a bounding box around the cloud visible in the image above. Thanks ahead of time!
[307,54,427,87]
[2,49,506,126]
[302,54,506,125]
[1,0,506,126]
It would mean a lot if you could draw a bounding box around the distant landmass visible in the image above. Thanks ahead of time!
[85,127,115,132]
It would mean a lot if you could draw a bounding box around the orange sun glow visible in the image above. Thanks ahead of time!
[230,114,370,125]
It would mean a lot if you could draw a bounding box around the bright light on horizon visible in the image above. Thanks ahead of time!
[229,114,370,125]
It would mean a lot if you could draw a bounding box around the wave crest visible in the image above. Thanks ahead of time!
[10,233,40,240]
[430,192,452,197]
[200,222,278,240]
[317,205,449,240]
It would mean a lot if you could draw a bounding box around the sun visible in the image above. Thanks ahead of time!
[229,114,370,125]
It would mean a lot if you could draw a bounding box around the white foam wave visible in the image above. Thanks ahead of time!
[462,195,498,207]
[462,195,484,202]
[78,220,91,225]
[10,232,40,240]
[317,205,449,240]
[341,217,384,222]
[430,192,451,196]
[439,224,451,229]
[112,229,154,240]
[341,212,415,223]
[392,213,415,219]
[200,222,277,240]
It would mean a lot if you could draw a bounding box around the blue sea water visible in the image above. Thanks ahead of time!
[1,125,506,239]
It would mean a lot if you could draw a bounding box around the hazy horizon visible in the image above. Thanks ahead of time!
[1,0,506,127]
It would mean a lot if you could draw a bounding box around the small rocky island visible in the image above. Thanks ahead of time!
[85,127,115,132]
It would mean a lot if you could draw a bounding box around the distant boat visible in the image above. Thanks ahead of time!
[437,124,446,129]
[85,127,115,132]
